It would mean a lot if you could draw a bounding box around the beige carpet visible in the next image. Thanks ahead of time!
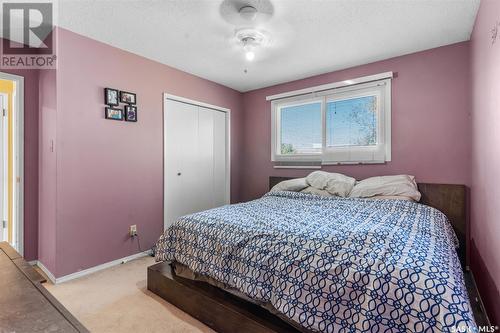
[40,256,215,333]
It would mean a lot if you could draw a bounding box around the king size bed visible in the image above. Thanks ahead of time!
[149,174,482,333]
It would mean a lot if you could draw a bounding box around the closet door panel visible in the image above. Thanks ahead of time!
[212,110,227,206]
[164,99,198,228]
[194,107,215,212]
[164,97,229,230]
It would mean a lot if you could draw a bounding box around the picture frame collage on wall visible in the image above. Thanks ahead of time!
[104,88,138,122]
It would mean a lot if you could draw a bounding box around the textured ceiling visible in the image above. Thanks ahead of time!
[57,0,480,92]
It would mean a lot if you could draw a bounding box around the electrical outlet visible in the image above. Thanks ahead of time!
[129,225,137,237]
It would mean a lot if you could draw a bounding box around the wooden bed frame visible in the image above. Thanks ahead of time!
[148,177,488,333]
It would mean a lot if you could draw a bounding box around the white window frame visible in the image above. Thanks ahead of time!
[270,73,391,165]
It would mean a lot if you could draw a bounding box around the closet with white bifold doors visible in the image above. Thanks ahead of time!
[163,94,229,229]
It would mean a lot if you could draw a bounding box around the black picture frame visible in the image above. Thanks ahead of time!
[104,88,119,106]
[124,105,138,122]
[120,91,137,105]
[105,107,124,121]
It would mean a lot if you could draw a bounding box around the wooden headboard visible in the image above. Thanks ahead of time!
[269,176,468,269]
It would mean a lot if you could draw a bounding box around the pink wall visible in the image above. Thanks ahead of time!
[0,62,39,261]
[44,28,243,277]
[470,0,500,324]
[240,42,471,201]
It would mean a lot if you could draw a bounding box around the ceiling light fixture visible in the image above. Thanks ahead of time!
[245,50,255,61]
[243,37,256,61]
[236,28,269,62]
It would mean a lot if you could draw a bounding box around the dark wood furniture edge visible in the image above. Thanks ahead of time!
[0,240,22,259]
[35,284,89,333]
[148,262,306,333]
[463,269,491,327]
[13,257,47,283]
[269,176,468,269]
[0,241,46,283]
[417,183,467,269]
[0,241,89,333]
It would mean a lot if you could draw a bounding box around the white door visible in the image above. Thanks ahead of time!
[212,110,227,207]
[164,97,228,229]
[0,94,6,242]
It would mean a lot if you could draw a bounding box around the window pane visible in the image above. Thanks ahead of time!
[326,96,377,147]
[280,102,322,154]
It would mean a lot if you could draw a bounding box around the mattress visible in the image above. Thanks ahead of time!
[155,191,476,332]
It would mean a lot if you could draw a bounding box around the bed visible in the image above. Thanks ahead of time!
[150,178,479,332]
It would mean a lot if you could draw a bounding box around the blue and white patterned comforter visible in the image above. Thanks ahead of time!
[155,191,476,332]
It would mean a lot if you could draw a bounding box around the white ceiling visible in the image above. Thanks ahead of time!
[58,0,480,92]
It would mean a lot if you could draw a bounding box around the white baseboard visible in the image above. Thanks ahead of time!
[36,260,57,284]
[31,250,152,284]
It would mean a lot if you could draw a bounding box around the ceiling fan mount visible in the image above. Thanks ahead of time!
[219,0,274,25]
[238,5,258,21]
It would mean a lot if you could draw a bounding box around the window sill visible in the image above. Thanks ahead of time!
[321,160,387,165]
[272,160,387,168]
[273,165,322,169]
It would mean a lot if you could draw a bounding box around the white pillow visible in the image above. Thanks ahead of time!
[270,178,308,192]
[349,175,421,201]
[306,171,356,197]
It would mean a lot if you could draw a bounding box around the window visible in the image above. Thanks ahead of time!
[271,75,391,164]
[326,96,377,147]
[278,101,322,156]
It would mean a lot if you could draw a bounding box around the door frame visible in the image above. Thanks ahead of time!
[0,72,24,255]
[163,93,231,226]
[0,93,6,242]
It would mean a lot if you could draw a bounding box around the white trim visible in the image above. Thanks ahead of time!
[226,107,231,205]
[384,79,392,161]
[165,94,230,113]
[321,160,386,166]
[35,260,57,284]
[0,93,7,242]
[266,72,393,101]
[273,165,321,169]
[163,93,231,230]
[34,250,152,284]
[0,72,24,256]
